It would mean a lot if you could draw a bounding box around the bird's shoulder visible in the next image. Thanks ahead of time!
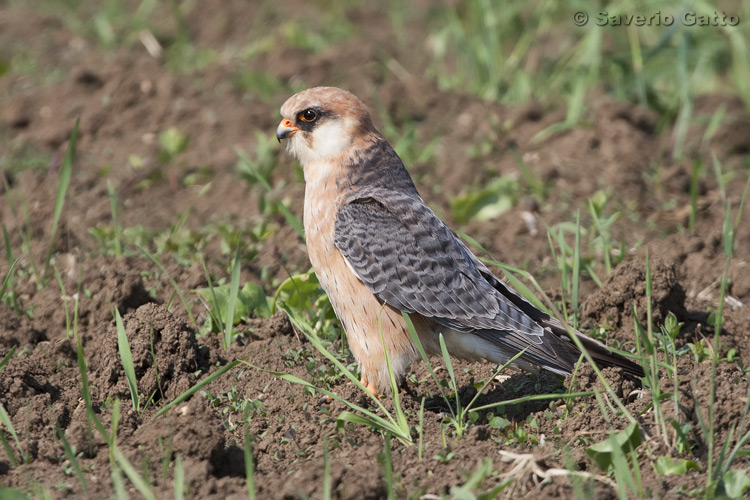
[337,134,419,195]
[334,186,451,255]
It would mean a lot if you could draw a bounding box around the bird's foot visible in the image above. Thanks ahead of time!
[360,377,382,399]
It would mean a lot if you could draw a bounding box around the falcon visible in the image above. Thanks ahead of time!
[276,87,643,395]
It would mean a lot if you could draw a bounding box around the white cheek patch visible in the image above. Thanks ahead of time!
[286,118,353,166]
[311,119,350,159]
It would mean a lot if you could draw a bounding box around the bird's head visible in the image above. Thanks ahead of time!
[276,87,375,167]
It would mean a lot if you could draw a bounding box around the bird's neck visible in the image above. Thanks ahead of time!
[342,135,419,195]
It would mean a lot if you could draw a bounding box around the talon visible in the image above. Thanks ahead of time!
[366,383,382,399]
[360,377,382,399]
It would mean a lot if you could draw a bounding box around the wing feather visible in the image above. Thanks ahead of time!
[333,188,644,378]
[333,190,544,337]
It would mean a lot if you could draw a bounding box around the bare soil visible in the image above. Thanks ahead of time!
[1,2,749,498]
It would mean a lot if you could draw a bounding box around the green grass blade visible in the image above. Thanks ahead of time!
[110,398,120,460]
[438,333,462,417]
[701,104,726,151]
[248,362,411,444]
[111,465,127,500]
[0,258,18,303]
[0,432,18,467]
[280,307,407,431]
[689,160,702,232]
[464,348,527,414]
[112,447,158,500]
[74,325,108,440]
[378,312,409,435]
[720,388,750,476]
[244,428,255,500]
[572,211,582,328]
[713,425,736,482]
[671,35,689,160]
[57,424,87,491]
[0,345,16,373]
[470,390,599,414]
[107,179,122,257]
[417,397,425,461]
[733,174,750,233]
[52,266,73,338]
[402,312,454,418]
[153,359,243,418]
[722,200,734,258]
[3,225,14,263]
[450,458,495,497]
[547,230,569,318]
[0,402,26,464]
[115,308,140,412]
[721,429,750,478]
[712,153,727,205]
[336,411,392,429]
[44,119,79,280]
[200,260,223,331]
[380,433,395,500]
[174,454,185,500]
[223,244,242,350]
[322,439,331,500]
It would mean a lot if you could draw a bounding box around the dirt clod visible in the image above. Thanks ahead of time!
[582,257,688,329]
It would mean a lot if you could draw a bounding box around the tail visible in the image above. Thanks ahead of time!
[473,265,645,378]
[540,317,645,378]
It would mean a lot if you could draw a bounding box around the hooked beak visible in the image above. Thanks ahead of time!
[276,118,299,143]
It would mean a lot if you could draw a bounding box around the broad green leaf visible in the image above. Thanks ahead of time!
[158,127,189,160]
[0,488,29,500]
[489,416,510,429]
[586,423,643,471]
[720,469,750,499]
[451,177,519,224]
[273,270,323,311]
[654,456,700,475]
[195,282,273,332]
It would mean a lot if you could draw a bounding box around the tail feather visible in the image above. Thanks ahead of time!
[541,318,645,378]
[474,265,644,378]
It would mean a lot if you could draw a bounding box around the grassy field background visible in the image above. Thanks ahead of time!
[1,0,750,498]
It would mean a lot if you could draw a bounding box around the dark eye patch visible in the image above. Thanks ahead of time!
[299,109,317,122]
[295,107,327,132]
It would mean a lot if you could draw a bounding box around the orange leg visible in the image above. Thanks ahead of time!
[360,377,382,399]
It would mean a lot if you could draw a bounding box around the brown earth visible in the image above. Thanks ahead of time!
[1,1,750,499]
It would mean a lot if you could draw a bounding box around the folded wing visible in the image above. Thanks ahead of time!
[334,188,644,378]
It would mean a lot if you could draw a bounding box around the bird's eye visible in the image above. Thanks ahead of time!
[299,109,318,122]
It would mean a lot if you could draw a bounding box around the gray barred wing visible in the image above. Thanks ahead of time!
[333,190,545,338]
